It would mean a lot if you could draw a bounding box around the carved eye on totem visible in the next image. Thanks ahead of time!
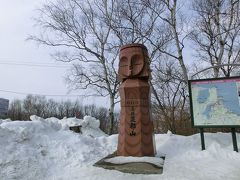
[119,52,144,77]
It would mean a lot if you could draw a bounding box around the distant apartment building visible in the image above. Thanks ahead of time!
[0,98,9,118]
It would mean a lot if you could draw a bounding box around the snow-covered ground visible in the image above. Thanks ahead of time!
[0,116,240,180]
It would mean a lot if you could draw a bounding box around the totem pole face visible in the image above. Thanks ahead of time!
[118,44,150,81]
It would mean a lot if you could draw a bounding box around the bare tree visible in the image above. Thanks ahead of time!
[8,100,24,120]
[108,0,163,45]
[30,0,193,134]
[29,0,120,134]
[151,57,189,134]
[143,0,189,83]
[191,0,240,77]
[23,95,37,117]
[135,0,193,134]
[23,95,47,118]
[57,103,65,118]
[71,99,83,118]
[45,99,59,117]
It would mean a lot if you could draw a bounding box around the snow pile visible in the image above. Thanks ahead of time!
[82,116,100,129]
[0,117,240,180]
[0,117,112,180]
[80,116,106,137]
[155,133,240,180]
[60,116,100,129]
[60,117,82,127]
[0,118,11,125]
[30,115,62,131]
[30,115,107,138]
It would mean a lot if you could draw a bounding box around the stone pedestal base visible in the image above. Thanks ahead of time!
[94,152,164,174]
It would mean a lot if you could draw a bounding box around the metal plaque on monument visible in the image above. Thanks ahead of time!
[117,43,155,156]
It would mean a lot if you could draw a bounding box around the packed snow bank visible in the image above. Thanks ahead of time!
[59,116,100,129]
[155,133,240,180]
[0,118,11,125]
[30,115,107,137]
[0,116,112,180]
[60,116,105,137]
[0,117,240,180]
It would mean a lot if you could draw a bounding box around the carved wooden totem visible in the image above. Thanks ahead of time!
[117,44,155,156]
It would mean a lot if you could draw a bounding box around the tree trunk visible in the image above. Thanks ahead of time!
[108,95,115,135]
[213,67,220,78]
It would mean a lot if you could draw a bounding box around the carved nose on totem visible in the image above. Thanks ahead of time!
[128,59,133,76]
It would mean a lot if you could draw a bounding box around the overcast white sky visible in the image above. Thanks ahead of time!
[0,0,109,106]
[0,0,194,111]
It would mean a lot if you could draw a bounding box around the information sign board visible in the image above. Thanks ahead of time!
[189,77,240,127]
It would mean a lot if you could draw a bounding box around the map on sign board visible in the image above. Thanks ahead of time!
[189,77,240,127]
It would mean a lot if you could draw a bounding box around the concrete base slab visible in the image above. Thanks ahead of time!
[93,152,164,174]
